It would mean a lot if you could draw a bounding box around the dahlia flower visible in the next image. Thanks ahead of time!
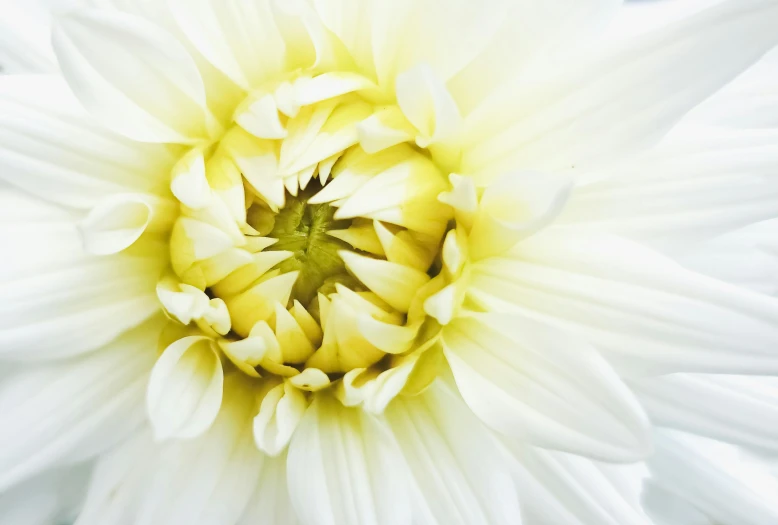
[1,0,778,524]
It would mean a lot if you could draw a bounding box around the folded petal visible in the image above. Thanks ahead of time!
[53,8,215,143]
[507,444,653,525]
[463,0,778,181]
[631,373,778,453]
[441,312,651,462]
[287,393,411,525]
[146,336,224,441]
[385,381,520,525]
[0,319,160,492]
[469,229,778,376]
[0,75,177,208]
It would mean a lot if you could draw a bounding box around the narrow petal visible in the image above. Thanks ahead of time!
[641,482,713,525]
[168,0,286,90]
[507,444,653,525]
[441,313,651,462]
[287,394,411,525]
[78,378,268,525]
[463,0,778,181]
[0,192,167,362]
[0,76,176,208]
[631,373,778,453]
[0,0,58,73]
[0,251,166,362]
[385,381,521,525]
[677,218,778,296]
[0,319,161,492]
[53,8,214,143]
[0,465,90,525]
[557,126,778,252]
[236,453,298,525]
[647,430,778,525]
[469,229,778,375]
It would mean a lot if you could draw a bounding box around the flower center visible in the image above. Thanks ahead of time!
[261,183,353,307]
[157,72,472,407]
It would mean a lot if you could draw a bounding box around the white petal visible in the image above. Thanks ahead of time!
[449,0,622,115]
[442,313,651,462]
[237,453,298,525]
[0,251,166,362]
[463,0,778,180]
[0,464,91,525]
[146,336,224,441]
[0,0,58,73]
[631,373,778,453]
[287,394,411,525]
[395,63,461,145]
[53,8,214,143]
[469,229,778,376]
[168,0,286,90]
[677,218,778,296]
[468,171,571,260]
[557,126,778,252]
[641,482,713,525]
[647,430,778,525]
[134,377,264,525]
[507,444,652,525]
[385,381,521,525]
[253,381,308,457]
[0,190,86,282]
[0,75,176,208]
[0,320,160,492]
[74,430,158,525]
[79,193,177,255]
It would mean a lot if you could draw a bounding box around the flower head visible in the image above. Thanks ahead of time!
[2,1,778,524]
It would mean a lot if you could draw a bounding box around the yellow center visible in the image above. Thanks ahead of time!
[159,72,468,399]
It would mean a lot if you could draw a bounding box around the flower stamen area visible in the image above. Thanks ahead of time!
[152,72,473,449]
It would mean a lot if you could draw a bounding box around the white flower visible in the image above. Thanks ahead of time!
[1,1,778,524]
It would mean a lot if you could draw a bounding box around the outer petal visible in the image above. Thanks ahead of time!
[557,126,778,251]
[678,218,778,296]
[77,377,266,525]
[647,430,778,525]
[236,453,298,525]
[134,377,263,525]
[0,217,166,363]
[52,8,215,143]
[0,0,59,73]
[385,380,521,525]
[469,229,778,376]
[0,75,177,208]
[287,393,411,525]
[641,482,713,525]
[449,0,622,115]
[441,313,651,462]
[168,0,286,91]
[0,464,91,525]
[507,444,653,525]
[0,319,160,492]
[463,0,778,181]
[630,373,778,453]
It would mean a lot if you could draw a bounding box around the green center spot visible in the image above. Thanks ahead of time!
[266,184,358,306]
